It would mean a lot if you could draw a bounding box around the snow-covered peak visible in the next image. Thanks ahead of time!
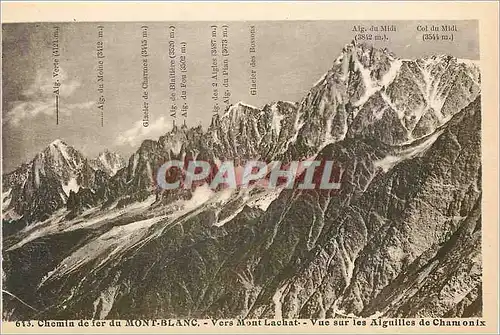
[220,102,262,120]
[40,139,84,172]
[309,41,400,96]
[92,151,126,176]
[457,58,480,67]
[46,139,71,158]
[235,101,258,110]
[287,43,481,154]
[341,41,396,63]
[50,139,67,147]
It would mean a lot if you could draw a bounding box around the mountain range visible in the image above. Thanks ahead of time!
[2,42,482,320]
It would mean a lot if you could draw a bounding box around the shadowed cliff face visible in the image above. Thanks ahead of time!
[2,43,481,320]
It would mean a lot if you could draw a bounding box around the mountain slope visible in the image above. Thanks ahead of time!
[2,42,482,320]
[2,141,124,231]
[90,151,126,177]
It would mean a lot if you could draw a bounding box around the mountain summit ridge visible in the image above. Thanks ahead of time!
[2,43,482,321]
[2,44,480,226]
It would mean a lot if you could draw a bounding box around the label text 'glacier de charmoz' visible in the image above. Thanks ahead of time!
[141,25,150,127]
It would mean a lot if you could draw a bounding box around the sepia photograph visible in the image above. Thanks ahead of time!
[1,2,498,334]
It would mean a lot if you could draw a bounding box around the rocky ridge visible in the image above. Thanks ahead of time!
[2,42,482,320]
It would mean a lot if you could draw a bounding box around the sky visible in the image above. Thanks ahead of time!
[2,20,479,173]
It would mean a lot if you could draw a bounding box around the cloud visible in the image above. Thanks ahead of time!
[116,116,172,147]
[4,68,94,127]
